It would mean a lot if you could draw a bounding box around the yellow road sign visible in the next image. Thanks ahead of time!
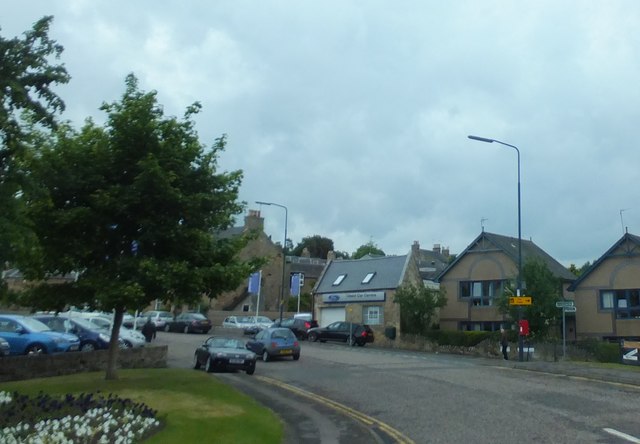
[509,296,532,305]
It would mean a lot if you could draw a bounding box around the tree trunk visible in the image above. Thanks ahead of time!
[105,308,124,380]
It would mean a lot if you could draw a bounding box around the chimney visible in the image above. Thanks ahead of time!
[412,241,420,255]
[244,209,264,231]
[327,250,336,261]
[442,247,450,258]
[433,244,441,254]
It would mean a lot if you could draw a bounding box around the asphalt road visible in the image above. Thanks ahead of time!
[156,329,640,444]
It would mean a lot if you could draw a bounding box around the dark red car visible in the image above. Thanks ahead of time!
[165,312,212,334]
[307,321,374,346]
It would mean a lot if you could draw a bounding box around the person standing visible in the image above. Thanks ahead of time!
[142,317,156,343]
[500,328,509,360]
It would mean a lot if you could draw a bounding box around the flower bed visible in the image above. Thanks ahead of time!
[0,390,161,443]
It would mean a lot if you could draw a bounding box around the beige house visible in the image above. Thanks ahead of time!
[437,231,576,333]
[568,232,640,340]
[312,250,422,338]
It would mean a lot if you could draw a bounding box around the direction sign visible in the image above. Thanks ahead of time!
[564,306,577,313]
[509,296,532,306]
[555,300,575,308]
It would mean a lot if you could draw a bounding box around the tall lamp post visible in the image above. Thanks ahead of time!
[256,200,288,323]
[468,135,524,362]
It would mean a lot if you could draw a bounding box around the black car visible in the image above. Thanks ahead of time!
[34,315,117,351]
[271,317,319,339]
[165,312,212,334]
[193,336,257,374]
[307,321,374,346]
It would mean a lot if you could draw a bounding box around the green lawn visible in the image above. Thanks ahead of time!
[1,368,283,443]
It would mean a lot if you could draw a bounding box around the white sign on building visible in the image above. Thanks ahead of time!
[322,291,386,304]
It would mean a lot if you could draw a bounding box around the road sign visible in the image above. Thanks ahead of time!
[564,306,577,313]
[509,296,532,305]
[555,300,575,308]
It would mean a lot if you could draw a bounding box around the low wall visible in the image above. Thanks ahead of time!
[0,345,168,383]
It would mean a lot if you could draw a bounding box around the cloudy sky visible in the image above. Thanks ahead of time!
[4,1,640,266]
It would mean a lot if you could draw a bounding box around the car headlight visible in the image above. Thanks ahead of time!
[247,353,256,360]
[99,333,110,342]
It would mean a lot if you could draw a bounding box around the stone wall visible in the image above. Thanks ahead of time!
[0,345,167,382]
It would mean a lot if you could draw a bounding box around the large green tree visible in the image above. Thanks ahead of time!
[0,16,69,286]
[291,235,335,259]
[22,75,259,379]
[495,258,563,338]
[352,241,385,259]
[394,283,447,334]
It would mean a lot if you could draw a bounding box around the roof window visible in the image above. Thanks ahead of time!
[332,274,347,286]
[362,272,376,284]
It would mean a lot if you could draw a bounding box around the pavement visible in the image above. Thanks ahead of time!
[477,355,640,388]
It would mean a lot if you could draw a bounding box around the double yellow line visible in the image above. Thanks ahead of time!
[256,375,415,444]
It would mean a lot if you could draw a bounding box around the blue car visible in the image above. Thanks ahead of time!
[0,314,80,355]
[34,315,117,352]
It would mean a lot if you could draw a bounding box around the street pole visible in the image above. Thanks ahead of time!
[256,201,288,323]
[468,135,524,361]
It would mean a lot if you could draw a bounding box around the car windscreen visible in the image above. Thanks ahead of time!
[187,313,206,320]
[210,338,244,349]
[20,317,53,332]
[69,317,105,331]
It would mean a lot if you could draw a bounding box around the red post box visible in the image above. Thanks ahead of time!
[518,319,529,336]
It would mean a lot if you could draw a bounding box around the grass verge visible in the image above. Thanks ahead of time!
[1,368,283,443]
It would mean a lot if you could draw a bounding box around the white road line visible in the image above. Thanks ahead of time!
[603,428,640,443]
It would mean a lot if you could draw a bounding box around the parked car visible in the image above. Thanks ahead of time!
[271,317,319,339]
[307,321,374,347]
[193,336,257,374]
[138,310,174,329]
[246,327,300,362]
[165,312,212,334]
[0,337,10,356]
[80,315,146,347]
[34,315,123,351]
[0,314,80,355]
[242,316,275,335]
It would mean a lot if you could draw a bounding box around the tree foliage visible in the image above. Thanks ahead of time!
[394,283,447,334]
[352,241,385,259]
[291,235,335,259]
[568,261,591,277]
[0,16,69,277]
[21,75,259,378]
[495,258,563,338]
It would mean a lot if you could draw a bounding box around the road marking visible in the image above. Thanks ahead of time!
[491,366,640,391]
[256,375,415,444]
[603,428,640,443]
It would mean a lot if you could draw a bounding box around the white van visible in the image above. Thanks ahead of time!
[293,312,313,321]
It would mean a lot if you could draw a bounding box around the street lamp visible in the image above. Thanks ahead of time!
[468,135,523,361]
[255,200,288,323]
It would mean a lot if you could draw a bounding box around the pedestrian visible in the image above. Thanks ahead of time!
[142,317,156,343]
[500,328,509,360]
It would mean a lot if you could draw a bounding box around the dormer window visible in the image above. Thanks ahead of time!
[362,272,376,284]
[333,274,347,286]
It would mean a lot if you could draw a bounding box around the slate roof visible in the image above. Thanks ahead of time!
[567,232,640,291]
[314,255,410,294]
[437,231,576,282]
[415,249,450,281]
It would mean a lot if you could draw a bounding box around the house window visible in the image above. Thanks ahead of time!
[363,306,383,325]
[333,274,347,286]
[601,289,640,319]
[362,272,376,284]
[459,321,502,332]
[459,280,504,306]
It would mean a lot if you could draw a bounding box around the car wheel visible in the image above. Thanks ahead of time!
[193,353,201,370]
[293,353,300,361]
[183,326,189,334]
[262,350,270,362]
[80,342,96,352]
[25,343,46,355]
[356,341,365,347]
[347,335,356,347]
[205,356,214,373]
[246,364,256,375]
[308,332,318,342]
[164,324,170,332]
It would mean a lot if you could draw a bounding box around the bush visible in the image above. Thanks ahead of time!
[576,339,621,363]
[425,330,491,347]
